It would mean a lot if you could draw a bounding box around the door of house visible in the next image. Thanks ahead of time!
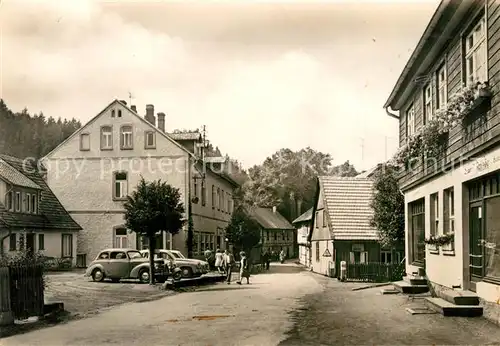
[469,202,484,292]
[409,199,425,266]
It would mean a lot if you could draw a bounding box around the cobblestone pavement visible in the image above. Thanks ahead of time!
[280,273,500,345]
[5,265,500,346]
[44,271,175,317]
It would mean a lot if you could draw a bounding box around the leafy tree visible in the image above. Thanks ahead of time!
[242,147,358,221]
[124,177,185,284]
[225,206,261,255]
[370,164,405,247]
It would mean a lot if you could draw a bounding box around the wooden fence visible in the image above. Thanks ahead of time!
[4,264,44,320]
[346,262,404,283]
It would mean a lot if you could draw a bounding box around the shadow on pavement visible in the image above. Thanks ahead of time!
[261,264,304,275]
[195,286,259,292]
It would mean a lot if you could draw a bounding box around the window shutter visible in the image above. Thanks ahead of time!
[349,252,355,264]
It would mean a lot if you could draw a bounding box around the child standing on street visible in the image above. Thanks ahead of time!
[214,249,224,274]
[236,251,250,285]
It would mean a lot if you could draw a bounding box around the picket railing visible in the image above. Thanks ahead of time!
[6,264,44,319]
[346,262,404,283]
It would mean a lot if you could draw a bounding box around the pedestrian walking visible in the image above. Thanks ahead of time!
[223,250,234,284]
[264,250,271,270]
[215,249,224,274]
[279,249,286,264]
[236,251,250,285]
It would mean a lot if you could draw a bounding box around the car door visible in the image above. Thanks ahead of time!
[108,251,129,278]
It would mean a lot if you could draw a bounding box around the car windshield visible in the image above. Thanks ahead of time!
[171,251,185,259]
[159,252,174,260]
[127,251,142,259]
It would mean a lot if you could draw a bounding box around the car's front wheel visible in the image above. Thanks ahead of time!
[92,268,105,282]
[139,268,150,284]
[172,270,182,281]
[180,267,193,278]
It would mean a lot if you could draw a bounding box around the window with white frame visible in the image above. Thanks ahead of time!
[120,125,133,149]
[436,65,447,109]
[114,228,128,248]
[6,191,13,211]
[221,189,225,212]
[113,172,128,199]
[61,234,73,258]
[26,193,31,213]
[381,251,392,264]
[212,185,216,209]
[444,188,454,235]
[424,83,433,123]
[430,192,439,238]
[80,133,90,151]
[15,192,21,212]
[201,181,206,206]
[145,131,155,149]
[216,188,220,210]
[465,16,487,86]
[406,104,415,138]
[31,194,37,214]
[101,126,113,150]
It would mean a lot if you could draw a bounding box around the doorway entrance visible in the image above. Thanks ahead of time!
[409,198,425,267]
[468,173,500,291]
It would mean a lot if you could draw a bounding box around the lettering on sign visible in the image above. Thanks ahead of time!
[322,248,332,257]
[463,156,500,175]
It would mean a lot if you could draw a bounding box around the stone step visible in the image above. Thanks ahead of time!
[425,297,483,317]
[440,290,480,306]
[381,287,400,295]
[393,280,429,294]
[409,277,427,286]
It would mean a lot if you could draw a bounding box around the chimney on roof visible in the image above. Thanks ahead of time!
[145,104,156,126]
[119,100,127,106]
[272,206,277,213]
[157,112,165,132]
[131,105,137,113]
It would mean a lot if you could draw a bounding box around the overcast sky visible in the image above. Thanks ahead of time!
[0,0,439,170]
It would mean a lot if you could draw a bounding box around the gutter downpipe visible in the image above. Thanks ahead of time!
[385,106,399,120]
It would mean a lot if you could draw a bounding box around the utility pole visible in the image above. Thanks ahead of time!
[359,137,365,162]
[128,91,133,105]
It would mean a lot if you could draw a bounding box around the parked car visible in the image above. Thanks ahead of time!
[140,249,210,278]
[85,248,168,283]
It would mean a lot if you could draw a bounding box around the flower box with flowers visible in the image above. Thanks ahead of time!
[424,233,454,247]
[391,82,492,168]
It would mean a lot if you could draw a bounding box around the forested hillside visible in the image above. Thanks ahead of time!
[0,100,81,159]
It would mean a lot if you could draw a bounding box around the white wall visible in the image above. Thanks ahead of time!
[311,240,334,276]
[405,145,500,303]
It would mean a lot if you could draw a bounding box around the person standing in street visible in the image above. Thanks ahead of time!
[223,250,234,284]
[236,251,250,285]
[279,249,286,264]
[214,249,224,274]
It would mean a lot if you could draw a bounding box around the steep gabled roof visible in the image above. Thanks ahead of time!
[245,206,294,230]
[0,154,82,230]
[319,176,378,241]
[356,164,383,179]
[43,99,196,161]
[292,207,313,225]
[0,159,41,189]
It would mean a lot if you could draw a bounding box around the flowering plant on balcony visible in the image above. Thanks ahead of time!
[391,81,491,166]
[424,233,454,246]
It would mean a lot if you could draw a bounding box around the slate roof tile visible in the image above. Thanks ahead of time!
[319,176,378,241]
[0,159,41,189]
[0,154,81,231]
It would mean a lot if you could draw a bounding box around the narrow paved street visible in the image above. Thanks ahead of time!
[4,264,500,346]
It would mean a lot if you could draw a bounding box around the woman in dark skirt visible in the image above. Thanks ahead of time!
[236,251,250,284]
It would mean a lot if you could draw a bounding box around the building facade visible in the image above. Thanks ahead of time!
[247,206,295,258]
[41,100,237,266]
[308,177,402,277]
[0,154,81,264]
[292,208,313,267]
[384,0,500,321]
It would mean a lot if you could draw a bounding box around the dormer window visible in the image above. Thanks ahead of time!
[101,126,113,150]
[80,133,90,151]
[120,125,133,150]
[145,131,156,149]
